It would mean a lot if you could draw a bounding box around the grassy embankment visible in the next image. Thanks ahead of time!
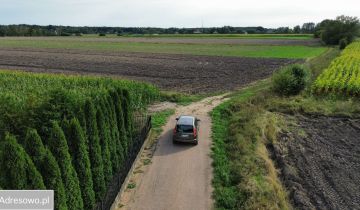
[0,38,326,59]
[211,47,360,210]
[160,91,220,106]
[151,109,175,135]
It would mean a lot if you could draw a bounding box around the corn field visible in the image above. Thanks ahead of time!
[313,41,360,95]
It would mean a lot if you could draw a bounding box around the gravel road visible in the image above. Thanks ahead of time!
[117,95,227,210]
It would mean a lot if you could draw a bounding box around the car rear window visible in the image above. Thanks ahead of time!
[176,125,193,133]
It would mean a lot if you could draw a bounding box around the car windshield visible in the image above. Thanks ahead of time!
[176,125,193,133]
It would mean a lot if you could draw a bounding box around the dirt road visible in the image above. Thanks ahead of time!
[116,95,227,210]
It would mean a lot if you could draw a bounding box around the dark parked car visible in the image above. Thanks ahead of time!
[173,115,200,145]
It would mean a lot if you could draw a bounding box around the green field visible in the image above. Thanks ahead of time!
[0,39,327,59]
[84,33,313,40]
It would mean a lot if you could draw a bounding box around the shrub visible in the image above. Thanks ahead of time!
[35,88,78,138]
[84,100,106,200]
[48,121,84,210]
[63,118,96,210]
[110,90,128,159]
[121,89,133,137]
[24,129,68,210]
[106,94,123,171]
[60,32,71,36]
[339,38,348,50]
[0,134,26,189]
[99,33,106,36]
[97,101,113,184]
[0,134,45,190]
[272,64,308,96]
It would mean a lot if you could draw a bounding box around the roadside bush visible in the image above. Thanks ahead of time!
[272,64,308,96]
[339,38,348,50]
[24,129,68,210]
[63,118,96,210]
[48,121,84,210]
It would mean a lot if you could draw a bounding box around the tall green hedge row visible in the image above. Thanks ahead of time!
[0,71,159,210]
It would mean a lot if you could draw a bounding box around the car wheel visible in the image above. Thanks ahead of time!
[194,140,198,145]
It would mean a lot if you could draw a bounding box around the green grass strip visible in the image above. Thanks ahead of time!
[0,39,326,59]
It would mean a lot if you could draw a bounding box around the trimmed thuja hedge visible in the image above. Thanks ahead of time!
[0,71,159,210]
[49,121,84,210]
[0,134,46,190]
[63,118,96,210]
[24,129,68,210]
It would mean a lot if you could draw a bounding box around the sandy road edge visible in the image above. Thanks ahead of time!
[110,129,154,210]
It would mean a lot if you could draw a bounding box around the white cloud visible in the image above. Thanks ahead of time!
[0,0,359,27]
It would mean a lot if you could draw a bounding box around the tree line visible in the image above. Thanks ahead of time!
[0,15,358,47]
[315,15,359,47]
[0,24,318,37]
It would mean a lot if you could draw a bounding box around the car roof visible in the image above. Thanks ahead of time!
[177,116,195,125]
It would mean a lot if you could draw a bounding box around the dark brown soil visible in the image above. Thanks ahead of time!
[271,115,360,210]
[0,48,298,93]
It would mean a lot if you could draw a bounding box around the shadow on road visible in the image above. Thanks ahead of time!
[155,129,195,157]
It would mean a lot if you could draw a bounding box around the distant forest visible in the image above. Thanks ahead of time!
[0,23,317,36]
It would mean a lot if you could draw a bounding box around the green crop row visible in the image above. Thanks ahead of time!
[0,38,326,59]
[0,71,159,210]
[313,41,360,95]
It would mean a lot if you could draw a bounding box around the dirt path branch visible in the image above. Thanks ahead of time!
[114,95,228,210]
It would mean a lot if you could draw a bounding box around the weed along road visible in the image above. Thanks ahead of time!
[116,95,227,210]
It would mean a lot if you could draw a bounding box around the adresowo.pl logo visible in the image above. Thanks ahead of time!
[0,190,53,210]
[0,196,49,205]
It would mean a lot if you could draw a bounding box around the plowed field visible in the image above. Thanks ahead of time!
[0,48,298,93]
[272,115,360,210]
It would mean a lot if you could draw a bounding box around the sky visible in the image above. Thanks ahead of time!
[0,0,359,28]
